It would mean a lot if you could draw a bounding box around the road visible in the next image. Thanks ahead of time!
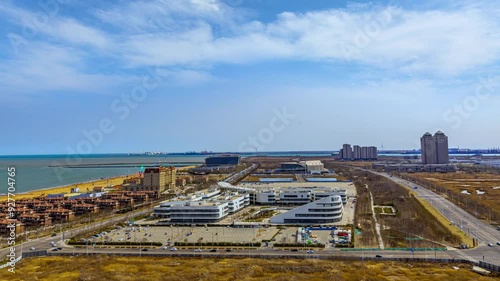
[369,170,500,265]
[48,246,468,261]
[1,207,153,261]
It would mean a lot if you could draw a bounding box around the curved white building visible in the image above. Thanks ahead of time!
[270,196,344,224]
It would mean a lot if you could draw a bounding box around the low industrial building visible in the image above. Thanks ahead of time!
[279,160,328,174]
[205,154,241,167]
[372,163,456,173]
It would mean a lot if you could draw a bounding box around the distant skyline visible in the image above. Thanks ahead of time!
[0,0,499,155]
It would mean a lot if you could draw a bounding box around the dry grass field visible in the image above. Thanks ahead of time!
[2,256,497,281]
[403,172,500,224]
[325,163,465,248]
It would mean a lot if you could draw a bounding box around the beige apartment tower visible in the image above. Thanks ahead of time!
[420,131,449,164]
[142,166,176,193]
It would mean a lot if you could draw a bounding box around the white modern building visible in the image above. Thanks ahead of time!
[153,201,185,218]
[153,188,249,222]
[250,190,276,205]
[311,189,347,204]
[222,194,250,213]
[169,201,229,223]
[270,196,344,224]
[249,187,348,205]
[279,188,311,204]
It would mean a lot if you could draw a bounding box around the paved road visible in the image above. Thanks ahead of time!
[369,170,500,265]
[51,246,467,261]
[1,207,153,261]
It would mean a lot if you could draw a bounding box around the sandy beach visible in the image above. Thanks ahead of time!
[0,174,137,201]
[1,166,195,202]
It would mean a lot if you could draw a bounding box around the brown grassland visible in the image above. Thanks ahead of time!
[324,163,467,248]
[401,172,500,224]
[1,256,497,281]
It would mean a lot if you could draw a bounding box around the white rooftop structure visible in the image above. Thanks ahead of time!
[218,181,256,192]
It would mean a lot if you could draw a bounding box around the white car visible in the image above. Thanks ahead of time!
[170,247,177,251]
[29,247,36,251]
[162,246,168,250]
[194,249,202,252]
[306,250,314,254]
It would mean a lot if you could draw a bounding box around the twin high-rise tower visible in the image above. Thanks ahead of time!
[420,131,449,164]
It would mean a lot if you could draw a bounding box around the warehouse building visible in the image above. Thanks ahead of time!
[279,160,328,174]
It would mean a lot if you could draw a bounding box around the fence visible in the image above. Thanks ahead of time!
[479,261,500,273]
[22,250,48,258]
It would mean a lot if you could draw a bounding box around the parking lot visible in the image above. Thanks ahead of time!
[93,226,279,245]
[86,223,353,250]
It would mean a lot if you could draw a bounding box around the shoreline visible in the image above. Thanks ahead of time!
[0,173,138,201]
[0,165,194,201]
[1,174,131,196]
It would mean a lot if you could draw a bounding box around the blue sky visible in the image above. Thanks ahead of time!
[0,0,499,155]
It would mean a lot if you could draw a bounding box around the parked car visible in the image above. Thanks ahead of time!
[29,247,36,251]
[497,242,500,246]
[488,243,493,247]
[57,247,63,250]
[51,233,57,237]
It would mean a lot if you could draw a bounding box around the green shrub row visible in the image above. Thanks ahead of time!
[174,242,261,247]
[273,243,325,248]
[68,240,163,247]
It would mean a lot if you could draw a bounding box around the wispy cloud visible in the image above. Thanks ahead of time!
[1,0,499,97]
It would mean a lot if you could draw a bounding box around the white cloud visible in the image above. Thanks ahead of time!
[1,0,500,97]
[0,43,127,95]
[103,2,500,75]
[48,18,110,49]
